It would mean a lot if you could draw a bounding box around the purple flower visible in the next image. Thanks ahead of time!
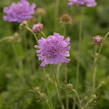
[34,33,70,66]
[68,0,97,7]
[3,0,36,23]
[85,0,97,7]
[68,0,84,6]
[93,35,103,45]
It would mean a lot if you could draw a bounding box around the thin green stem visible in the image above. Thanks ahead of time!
[95,82,104,92]
[38,16,42,23]
[92,46,98,93]
[76,63,80,88]
[63,24,67,84]
[63,24,67,36]
[76,7,84,89]
[25,26,38,43]
[72,97,76,109]
[0,37,10,42]
[63,24,69,109]
[83,97,94,109]
[55,0,60,30]
[98,32,109,54]
[40,31,46,37]
[12,43,17,62]
[53,66,65,109]
[43,68,54,109]
[0,36,17,43]
[92,32,109,93]
[46,101,52,109]
[71,89,82,109]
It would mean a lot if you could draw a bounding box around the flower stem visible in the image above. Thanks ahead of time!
[40,31,46,37]
[38,16,42,23]
[46,101,52,109]
[71,89,82,109]
[43,68,54,109]
[92,32,109,93]
[25,26,38,43]
[0,37,10,43]
[92,45,98,93]
[63,24,69,109]
[55,0,60,31]
[72,97,76,109]
[83,97,95,109]
[53,66,65,109]
[98,32,109,54]
[76,7,84,89]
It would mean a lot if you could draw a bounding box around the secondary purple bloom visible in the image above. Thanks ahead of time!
[34,33,70,66]
[93,35,103,45]
[68,0,84,6]
[68,0,97,7]
[85,0,97,7]
[3,0,36,23]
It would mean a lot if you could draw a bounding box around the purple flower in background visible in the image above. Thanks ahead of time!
[3,0,36,23]
[34,33,70,66]
[68,0,84,6]
[68,0,97,7]
[85,0,97,7]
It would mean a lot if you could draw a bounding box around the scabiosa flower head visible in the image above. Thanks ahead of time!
[36,8,46,16]
[93,35,103,45]
[32,23,43,32]
[68,0,97,7]
[60,13,72,24]
[68,0,79,5]
[84,0,97,7]
[68,0,86,6]
[34,33,70,66]
[3,0,36,23]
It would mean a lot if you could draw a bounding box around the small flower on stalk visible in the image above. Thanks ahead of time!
[68,0,97,7]
[3,0,36,23]
[66,83,74,89]
[19,20,28,29]
[34,33,70,66]
[93,35,103,45]
[36,8,46,16]
[32,23,43,32]
[60,13,72,24]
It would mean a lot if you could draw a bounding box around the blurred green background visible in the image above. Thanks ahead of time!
[0,0,109,109]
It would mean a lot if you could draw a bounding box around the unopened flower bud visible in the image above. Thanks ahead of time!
[19,20,28,29]
[36,8,46,16]
[92,94,97,99]
[33,87,40,92]
[100,81,105,85]
[60,13,72,24]
[66,83,73,89]
[93,35,103,45]
[32,23,43,32]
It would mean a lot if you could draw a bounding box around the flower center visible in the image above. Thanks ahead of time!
[43,47,58,58]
